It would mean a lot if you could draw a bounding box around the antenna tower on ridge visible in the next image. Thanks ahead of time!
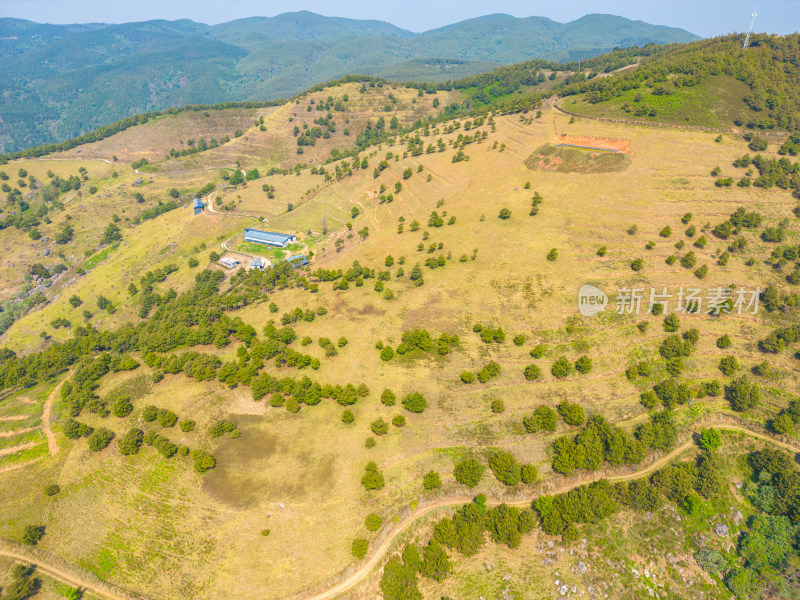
[743,8,758,49]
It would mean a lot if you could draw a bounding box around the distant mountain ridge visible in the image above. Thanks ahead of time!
[0,10,700,152]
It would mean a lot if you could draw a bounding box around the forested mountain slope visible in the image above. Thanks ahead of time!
[560,33,800,131]
[0,11,698,152]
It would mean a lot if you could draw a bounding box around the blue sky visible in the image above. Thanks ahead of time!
[1,0,798,37]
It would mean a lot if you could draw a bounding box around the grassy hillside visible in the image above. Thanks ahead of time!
[0,11,699,152]
[558,33,800,132]
[0,54,799,600]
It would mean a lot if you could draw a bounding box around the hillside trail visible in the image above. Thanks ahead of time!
[42,377,67,455]
[0,441,36,457]
[0,456,45,474]
[0,420,797,600]
[205,191,270,219]
[0,544,149,600]
[0,427,37,438]
[293,419,800,600]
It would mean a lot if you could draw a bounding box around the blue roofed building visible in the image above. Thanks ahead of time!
[250,257,269,270]
[192,198,205,215]
[243,228,297,248]
[287,255,309,269]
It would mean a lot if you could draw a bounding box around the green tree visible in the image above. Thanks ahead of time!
[557,401,585,426]
[574,356,593,374]
[118,428,144,455]
[157,409,178,428]
[551,357,573,379]
[361,462,385,490]
[87,428,115,451]
[102,222,122,245]
[229,169,244,185]
[489,450,521,485]
[402,392,427,413]
[365,513,383,531]
[423,470,442,489]
[719,355,739,376]
[521,464,538,484]
[351,538,369,559]
[663,314,680,332]
[698,428,722,451]
[380,557,422,600]
[111,396,133,418]
[725,377,760,411]
[523,364,542,381]
[21,525,45,545]
[523,406,557,433]
[371,418,389,435]
[419,539,452,581]
[739,514,796,574]
[454,458,485,488]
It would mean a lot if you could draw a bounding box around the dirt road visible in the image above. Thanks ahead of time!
[0,544,148,600]
[0,420,797,600]
[298,421,800,600]
[41,378,66,455]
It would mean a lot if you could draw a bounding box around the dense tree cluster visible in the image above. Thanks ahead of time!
[472,323,506,344]
[551,413,676,475]
[395,329,458,356]
[732,152,800,199]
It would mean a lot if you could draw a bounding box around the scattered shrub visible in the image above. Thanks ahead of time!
[87,428,115,451]
[523,406,558,433]
[454,458,485,488]
[365,513,383,531]
[423,471,442,490]
[551,357,573,379]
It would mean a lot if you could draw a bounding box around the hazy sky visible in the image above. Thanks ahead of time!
[1,0,798,37]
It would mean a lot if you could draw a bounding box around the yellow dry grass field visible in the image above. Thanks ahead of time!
[0,91,797,600]
[174,82,462,172]
[50,107,278,164]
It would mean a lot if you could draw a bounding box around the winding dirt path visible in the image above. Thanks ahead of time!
[299,421,800,600]
[0,456,45,475]
[42,378,66,456]
[0,421,796,600]
[0,545,147,600]
[0,427,37,438]
[0,441,36,457]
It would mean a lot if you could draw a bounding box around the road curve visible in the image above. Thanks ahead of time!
[297,422,800,600]
[0,545,147,600]
[0,421,797,600]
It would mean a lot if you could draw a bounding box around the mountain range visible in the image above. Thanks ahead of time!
[0,10,700,152]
